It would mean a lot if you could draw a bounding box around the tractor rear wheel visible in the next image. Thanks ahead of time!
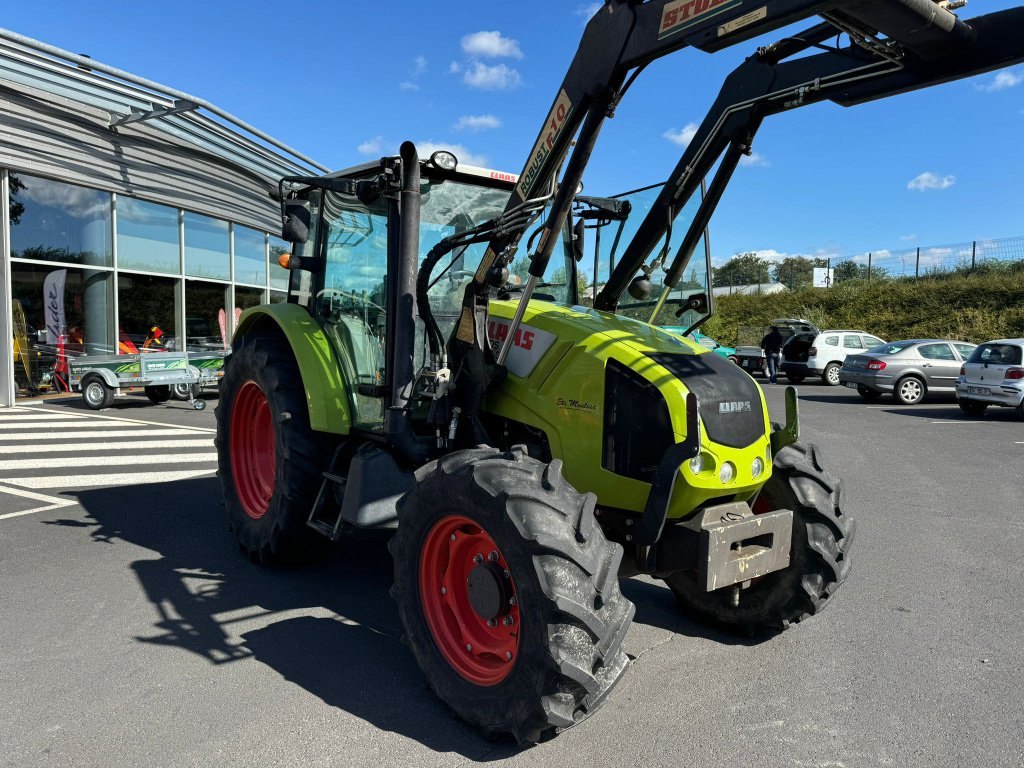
[664,442,853,633]
[216,331,333,563]
[389,446,634,744]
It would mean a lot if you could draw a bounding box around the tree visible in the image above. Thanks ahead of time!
[712,252,770,287]
[833,260,889,282]
[8,174,25,226]
[772,256,828,290]
[550,266,589,298]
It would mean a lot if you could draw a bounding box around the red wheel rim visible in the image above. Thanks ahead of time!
[752,494,772,515]
[230,380,276,520]
[419,515,520,686]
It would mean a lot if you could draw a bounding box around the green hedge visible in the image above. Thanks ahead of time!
[698,261,1024,347]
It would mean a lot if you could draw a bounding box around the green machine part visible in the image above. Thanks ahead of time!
[234,304,352,435]
[482,300,774,520]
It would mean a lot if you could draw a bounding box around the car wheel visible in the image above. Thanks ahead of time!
[786,373,805,384]
[894,376,926,405]
[822,363,841,386]
[958,399,988,416]
[857,384,882,401]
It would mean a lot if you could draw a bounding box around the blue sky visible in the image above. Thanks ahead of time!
[4,1,1023,268]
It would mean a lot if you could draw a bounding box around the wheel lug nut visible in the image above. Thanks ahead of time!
[440,586,446,595]
[488,551,499,561]
[450,533,457,541]
[503,615,514,626]
[505,652,512,661]
[473,554,483,565]
[466,643,473,652]
[503,570,511,579]
[487,619,497,627]
[508,596,516,606]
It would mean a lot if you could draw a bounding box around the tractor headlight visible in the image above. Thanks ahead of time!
[719,462,736,484]
[689,454,704,474]
[430,150,458,170]
[751,457,765,479]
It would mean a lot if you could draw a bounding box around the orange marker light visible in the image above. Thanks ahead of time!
[277,252,291,269]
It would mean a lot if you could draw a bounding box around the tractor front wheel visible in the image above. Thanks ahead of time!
[664,442,853,633]
[389,446,634,744]
[216,331,332,563]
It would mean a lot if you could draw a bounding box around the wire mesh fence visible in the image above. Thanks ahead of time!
[849,235,1024,279]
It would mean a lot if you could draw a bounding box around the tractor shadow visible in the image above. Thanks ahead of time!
[52,477,764,756]
[55,478,517,761]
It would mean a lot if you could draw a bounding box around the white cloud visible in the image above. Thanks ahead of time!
[739,151,770,167]
[907,171,955,191]
[18,178,107,219]
[411,55,428,77]
[461,31,523,60]
[416,141,489,167]
[900,233,917,241]
[462,61,522,90]
[399,81,419,91]
[449,61,462,74]
[453,114,502,132]
[663,123,698,147]
[357,136,385,156]
[975,70,1022,93]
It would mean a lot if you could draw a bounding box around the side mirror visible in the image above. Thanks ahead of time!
[281,198,311,244]
[572,218,585,263]
[674,292,709,317]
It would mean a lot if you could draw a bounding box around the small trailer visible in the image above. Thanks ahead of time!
[68,351,210,410]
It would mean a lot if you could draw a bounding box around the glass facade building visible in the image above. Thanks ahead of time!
[1,31,325,405]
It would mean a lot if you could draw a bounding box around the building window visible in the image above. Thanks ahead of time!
[185,280,230,352]
[8,174,112,267]
[269,291,287,304]
[117,273,178,353]
[185,212,230,280]
[234,225,267,286]
[235,286,265,316]
[10,264,114,395]
[269,236,291,290]
[117,198,180,274]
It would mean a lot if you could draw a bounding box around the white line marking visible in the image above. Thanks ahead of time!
[0,453,218,471]
[0,484,77,521]
[0,421,143,430]
[0,429,200,442]
[0,439,213,455]
[29,406,216,433]
[6,468,217,489]
[928,421,983,424]
[0,412,87,421]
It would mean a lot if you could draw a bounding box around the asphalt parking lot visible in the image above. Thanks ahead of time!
[1,386,1021,768]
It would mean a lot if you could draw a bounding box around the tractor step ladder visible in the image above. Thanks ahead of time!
[306,470,348,541]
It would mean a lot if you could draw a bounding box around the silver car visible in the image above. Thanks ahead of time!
[839,339,978,404]
[956,338,1024,418]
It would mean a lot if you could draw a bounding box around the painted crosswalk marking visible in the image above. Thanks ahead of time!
[0,428,202,441]
[0,452,218,472]
[1,421,166,430]
[9,469,218,489]
[0,439,213,455]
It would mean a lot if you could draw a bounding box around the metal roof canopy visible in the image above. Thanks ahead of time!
[0,27,330,183]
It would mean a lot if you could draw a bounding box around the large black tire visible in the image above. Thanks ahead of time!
[664,442,853,633]
[82,377,113,410]
[957,399,988,417]
[786,373,805,384]
[216,331,334,563]
[145,385,171,404]
[389,446,634,744]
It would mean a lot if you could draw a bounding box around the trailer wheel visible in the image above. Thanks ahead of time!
[145,385,171,404]
[216,331,333,563]
[82,377,113,410]
[390,446,634,744]
[664,442,853,633]
[171,382,199,400]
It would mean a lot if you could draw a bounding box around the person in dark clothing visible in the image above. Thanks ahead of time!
[760,326,784,384]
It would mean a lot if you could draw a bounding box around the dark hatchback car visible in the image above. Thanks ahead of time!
[839,339,978,404]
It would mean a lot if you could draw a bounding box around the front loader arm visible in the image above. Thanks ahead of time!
[443,0,1023,445]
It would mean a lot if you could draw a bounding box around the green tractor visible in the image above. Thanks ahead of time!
[217,0,1024,744]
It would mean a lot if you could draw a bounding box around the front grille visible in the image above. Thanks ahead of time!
[649,352,764,449]
[602,359,674,483]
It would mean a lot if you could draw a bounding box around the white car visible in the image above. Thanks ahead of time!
[781,330,886,386]
[956,338,1024,418]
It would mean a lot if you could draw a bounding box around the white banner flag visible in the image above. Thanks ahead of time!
[43,268,67,344]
